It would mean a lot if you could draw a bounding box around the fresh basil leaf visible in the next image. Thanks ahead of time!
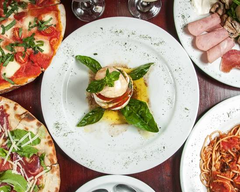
[38,18,53,31]
[77,107,105,127]
[14,145,38,158]
[0,170,28,192]
[86,79,105,93]
[0,185,11,192]
[2,73,15,85]
[29,0,36,4]
[75,55,102,73]
[120,99,159,132]
[128,63,154,80]
[105,69,120,87]
[19,27,22,39]
[10,129,41,146]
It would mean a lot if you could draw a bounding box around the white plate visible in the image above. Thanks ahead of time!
[180,95,240,191]
[41,17,199,174]
[174,0,240,88]
[76,175,155,192]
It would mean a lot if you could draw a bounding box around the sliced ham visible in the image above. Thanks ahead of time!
[220,49,240,72]
[187,13,221,36]
[207,37,235,63]
[206,24,222,32]
[195,27,229,51]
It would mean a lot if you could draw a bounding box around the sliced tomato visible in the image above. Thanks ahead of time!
[12,27,22,41]
[30,52,52,70]
[109,89,133,110]
[40,26,56,36]
[14,12,27,21]
[15,52,29,64]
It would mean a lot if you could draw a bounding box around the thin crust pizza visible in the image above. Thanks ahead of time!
[0,96,60,192]
[0,0,66,94]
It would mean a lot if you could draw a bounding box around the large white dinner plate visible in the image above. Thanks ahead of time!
[174,0,240,88]
[76,175,155,192]
[180,95,240,191]
[41,17,199,174]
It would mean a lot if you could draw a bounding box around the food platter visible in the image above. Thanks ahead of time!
[174,0,240,88]
[41,17,199,174]
[76,175,154,192]
[180,95,240,191]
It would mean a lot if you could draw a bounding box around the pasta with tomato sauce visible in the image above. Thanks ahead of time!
[200,125,240,192]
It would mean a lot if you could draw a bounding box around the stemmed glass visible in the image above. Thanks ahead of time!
[71,0,105,22]
[128,0,162,20]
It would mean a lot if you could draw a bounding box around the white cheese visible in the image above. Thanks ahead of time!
[1,60,21,78]
[40,12,57,25]
[192,0,218,15]
[39,39,52,54]
[21,134,39,147]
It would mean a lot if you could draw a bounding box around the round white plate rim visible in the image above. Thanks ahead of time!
[41,17,199,174]
[173,0,240,88]
[76,175,155,192]
[180,95,240,191]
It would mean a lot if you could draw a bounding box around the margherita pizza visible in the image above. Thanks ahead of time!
[0,96,60,192]
[0,0,66,93]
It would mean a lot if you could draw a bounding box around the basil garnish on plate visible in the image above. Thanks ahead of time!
[86,69,120,93]
[120,99,159,132]
[75,55,102,73]
[128,62,154,80]
[77,107,105,127]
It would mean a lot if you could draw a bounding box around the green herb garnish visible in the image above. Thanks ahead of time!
[75,55,102,73]
[128,62,154,80]
[2,73,15,85]
[0,170,28,192]
[77,107,105,127]
[28,17,53,31]
[1,19,16,35]
[120,99,159,132]
[0,185,11,192]
[86,69,120,93]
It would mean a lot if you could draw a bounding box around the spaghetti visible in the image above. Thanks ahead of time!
[200,124,240,192]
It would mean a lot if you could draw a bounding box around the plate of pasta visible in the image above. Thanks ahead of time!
[180,95,240,191]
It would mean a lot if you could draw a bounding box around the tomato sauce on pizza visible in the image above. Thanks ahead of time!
[0,0,65,94]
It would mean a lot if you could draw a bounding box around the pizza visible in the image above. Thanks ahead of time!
[0,96,60,192]
[0,0,66,94]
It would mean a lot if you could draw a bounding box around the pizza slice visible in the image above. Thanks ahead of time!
[0,96,60,192]
[0,3,65,93]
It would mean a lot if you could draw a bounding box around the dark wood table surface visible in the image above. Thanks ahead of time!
[2,0,240,191]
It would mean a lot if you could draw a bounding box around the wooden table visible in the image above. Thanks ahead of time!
[3,0,240,191]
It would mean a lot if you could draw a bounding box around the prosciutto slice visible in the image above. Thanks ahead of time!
[221,49,240,72]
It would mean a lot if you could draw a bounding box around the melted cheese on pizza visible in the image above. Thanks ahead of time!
[1,60,21,78]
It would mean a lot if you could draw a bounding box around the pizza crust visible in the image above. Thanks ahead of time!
[0,96,60,191]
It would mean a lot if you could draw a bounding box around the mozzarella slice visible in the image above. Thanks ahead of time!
[1,60,20,78]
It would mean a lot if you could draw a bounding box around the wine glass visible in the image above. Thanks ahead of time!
[128,0,162,20]
[72,0,105,22]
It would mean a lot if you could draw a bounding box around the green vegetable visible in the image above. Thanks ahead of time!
[77,107,105,127]
[0,147,8,158]
[14,145,38,158]
[86,79,105,93]
[75,55,102,73]
[6,33,44,54]
[128,63,154,80]
[86,69,120,93]
[10,129,41,146]
[2,53,14,67]
[0,185,11,192]
[39,153,48,170]
[120,99,159,132]
[0,170,28,192]
[2,73,14,85]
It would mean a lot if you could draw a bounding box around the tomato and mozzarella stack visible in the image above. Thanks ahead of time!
[92,67,133,110]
